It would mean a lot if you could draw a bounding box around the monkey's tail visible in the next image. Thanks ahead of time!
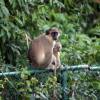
[25,34,32,49]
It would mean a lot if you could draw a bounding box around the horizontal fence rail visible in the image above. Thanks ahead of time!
[0,64,100,76]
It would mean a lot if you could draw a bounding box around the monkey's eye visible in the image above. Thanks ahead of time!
[51,32,58,35]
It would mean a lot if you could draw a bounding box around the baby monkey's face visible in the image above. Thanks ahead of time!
[53,42,62,52]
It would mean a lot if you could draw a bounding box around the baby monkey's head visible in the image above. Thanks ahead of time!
[53,42,62,53]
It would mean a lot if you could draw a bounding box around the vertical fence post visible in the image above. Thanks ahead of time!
[60,68,67,100]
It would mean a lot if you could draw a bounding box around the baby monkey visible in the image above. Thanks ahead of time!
[53,42,62,68]
[47,41,62,72]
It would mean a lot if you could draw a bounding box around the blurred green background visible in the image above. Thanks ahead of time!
[0,0,100,99]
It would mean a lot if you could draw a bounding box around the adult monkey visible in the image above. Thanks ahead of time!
[28,27,61,69]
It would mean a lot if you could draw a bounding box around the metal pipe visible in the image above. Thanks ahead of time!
[61,68,67,100]
[0,65,100,77]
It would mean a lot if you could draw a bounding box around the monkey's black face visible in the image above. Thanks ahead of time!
[51,32,59,40]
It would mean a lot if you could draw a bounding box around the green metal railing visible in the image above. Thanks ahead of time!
[0,64,100,100]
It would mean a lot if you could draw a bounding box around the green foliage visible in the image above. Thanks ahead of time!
[0,0,100,99]
[61,34,100,65]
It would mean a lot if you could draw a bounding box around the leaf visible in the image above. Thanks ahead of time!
[39,92,48,100]
[0,8,3,17]
[11,0,17,8]
[1,6,10,17]
[0,0,5,5]
[15,17,23,26]
[17,0,22,7]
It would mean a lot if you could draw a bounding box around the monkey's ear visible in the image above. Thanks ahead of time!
[46,29,51,35]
